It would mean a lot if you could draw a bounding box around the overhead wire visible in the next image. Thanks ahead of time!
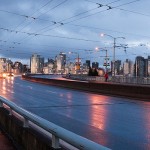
[0,27,102,43]
[3,0,55,45]
[62,0,141,24]
[35,0,122,33]
[16,0,124,43]
[28,0,142,35]
[0,0,148,62]
[16,0,68,43]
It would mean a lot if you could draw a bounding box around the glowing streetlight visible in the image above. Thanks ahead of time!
[100,33,125,76]
[95,47,109,72]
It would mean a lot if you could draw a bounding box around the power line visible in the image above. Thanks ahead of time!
[17,0,123,42]
[67,23,150,39]
[42,0,141,33]
[63,0,141,24]
[16,0,68,43]
[34,0,122,33]
[4,0,55,45]
[0,27,101,43]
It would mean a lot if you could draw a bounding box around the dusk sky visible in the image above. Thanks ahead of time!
[0,0,150,65]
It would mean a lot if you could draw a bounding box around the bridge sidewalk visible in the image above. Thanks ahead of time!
[0,130,15,150]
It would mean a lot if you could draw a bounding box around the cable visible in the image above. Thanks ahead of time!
[0,27,101,43]
[34,0,121,33]
[16,0,68,43]
[41,0,141,33]
[66,23,150,39]
[63,0,141,24]
[4,0,55,45]
[16,0,123,42]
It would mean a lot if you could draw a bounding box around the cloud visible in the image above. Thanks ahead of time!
[0,0,149,65]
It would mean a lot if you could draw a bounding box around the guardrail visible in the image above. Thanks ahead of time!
[64,75,150,85]
[64,75,106,82]
[111,76,150,85]
[0,96,110,150]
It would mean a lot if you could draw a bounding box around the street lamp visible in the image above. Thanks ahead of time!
[100,33,125,76]
[95,47,109,73]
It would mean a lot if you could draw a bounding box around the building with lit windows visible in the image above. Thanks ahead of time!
[30,54,44,74]
[123,59,134,76]
[135,56,145,77]
[55,52,66,73]
[92,62,99,69]
[0,58,7,73]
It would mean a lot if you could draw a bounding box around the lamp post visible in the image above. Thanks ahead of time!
[100,33,125,76]
[95,47,109,73]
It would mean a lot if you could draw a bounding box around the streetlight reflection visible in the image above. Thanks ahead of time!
[89,95,109,130]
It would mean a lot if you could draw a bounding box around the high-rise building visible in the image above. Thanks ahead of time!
[0,58,7,73]
[123,59,134,76]
[13,61,23,74]
[55,52,66,73]
[92,62,99,69]
[6,59,13,73]
[114,60,122,75]
[144,56,150,77]
[30,54,44,74]
[135,56,145,77]
[86,60,90,68]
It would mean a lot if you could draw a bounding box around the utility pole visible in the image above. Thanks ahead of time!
[101,33,125,77]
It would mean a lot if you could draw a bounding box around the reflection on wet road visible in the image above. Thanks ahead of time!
[0,76,150,150]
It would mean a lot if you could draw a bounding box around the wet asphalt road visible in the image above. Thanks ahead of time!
[0,76,150,150]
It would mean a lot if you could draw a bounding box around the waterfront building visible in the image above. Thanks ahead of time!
[13,61,23,74]
[86,60,90,68]
[6,59,13,73]
[0,58,7,73]
[123,59,134,76]
[135,56,145,77]
[145,56,150,77]
[55,52,66,73]
[92,62,99,69]
[43,59,55,74]
[30,54,44,74]
[114,60,122,75]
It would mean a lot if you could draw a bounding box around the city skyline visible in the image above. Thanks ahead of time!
[0,0,150,65]
[1,52,150,78]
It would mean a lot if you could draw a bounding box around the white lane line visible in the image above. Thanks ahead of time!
[46,90,57,94]
[27,86,33,89]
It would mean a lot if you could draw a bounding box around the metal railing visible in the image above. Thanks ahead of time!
[111,77,150,85]
[66,75,105,82]
[0,96,110,150]
[64,75,150,85]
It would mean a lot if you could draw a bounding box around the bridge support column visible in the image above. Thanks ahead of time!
[23,118,29,128]
[52,134,60,149]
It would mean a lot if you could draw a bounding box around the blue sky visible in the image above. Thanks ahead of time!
[0,0,149,65]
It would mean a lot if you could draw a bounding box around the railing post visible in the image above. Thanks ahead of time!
[0,101,3,107]
[9,107,12,115]
[23,118,29,128]
[52,134,60,149]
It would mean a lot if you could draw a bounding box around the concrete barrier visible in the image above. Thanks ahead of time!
[22,75,150,101]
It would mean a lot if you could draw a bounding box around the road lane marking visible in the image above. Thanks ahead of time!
[27,86,33,89]
[46,90,57,94]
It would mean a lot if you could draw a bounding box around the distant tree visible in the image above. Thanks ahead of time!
[88,67,98,76]
[93,68,98,76]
